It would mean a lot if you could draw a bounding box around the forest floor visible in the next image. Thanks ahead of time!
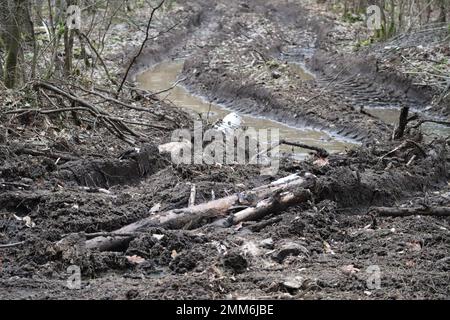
[0,0,449,299]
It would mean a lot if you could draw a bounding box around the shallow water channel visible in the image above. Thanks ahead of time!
[137,60,358,159]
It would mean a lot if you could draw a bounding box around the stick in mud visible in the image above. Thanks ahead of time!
[394,106,409,140]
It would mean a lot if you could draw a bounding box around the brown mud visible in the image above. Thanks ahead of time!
[0,0,449,300]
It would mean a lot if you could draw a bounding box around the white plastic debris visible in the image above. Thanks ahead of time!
[14,215,36,228]
[152,234,165,241]
[215,112,243,135]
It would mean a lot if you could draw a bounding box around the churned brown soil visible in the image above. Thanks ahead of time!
[0,0,449,300]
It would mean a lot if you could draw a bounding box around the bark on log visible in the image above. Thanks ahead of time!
[212,188,313,227]
[86,173,316,251]
[372,206,450,217]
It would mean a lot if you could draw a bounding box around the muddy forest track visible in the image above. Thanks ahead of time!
[130,0,437,143]
[1,0,449,300]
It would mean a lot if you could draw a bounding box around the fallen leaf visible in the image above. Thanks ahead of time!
[126,255,145,265]
[341,264,360,275]
[407,241,422,252]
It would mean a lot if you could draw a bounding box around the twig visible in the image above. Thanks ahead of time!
[280,139,329,157]
[411,119,450,129]
[117,0,166,93]
[15,147,80,162]
[380,140,426,161]
[79,32,116,86]
[33,81,140,142]
[146,77,186,97]
[371,206,450,217]
[0,182,31,189]
[0,241,25,249]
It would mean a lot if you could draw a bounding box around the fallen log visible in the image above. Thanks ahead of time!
[86,172,316,251]
[211,187,313,227]
[371,206,450,217]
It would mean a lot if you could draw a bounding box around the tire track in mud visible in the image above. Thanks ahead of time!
[138,0,390,143]
[131,0,443,144]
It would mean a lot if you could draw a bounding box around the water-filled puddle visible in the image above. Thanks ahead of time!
[137,60,356,158]
[367,107,450,140]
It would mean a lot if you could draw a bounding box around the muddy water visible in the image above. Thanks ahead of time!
[137,60,356,158]
[366,107,450,140]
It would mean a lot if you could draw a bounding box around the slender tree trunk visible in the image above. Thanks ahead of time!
[3,0,26,88]
[0,0,7,82]
[438,0,447,23]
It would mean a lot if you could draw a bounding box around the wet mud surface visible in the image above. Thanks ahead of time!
[1,0,449,300]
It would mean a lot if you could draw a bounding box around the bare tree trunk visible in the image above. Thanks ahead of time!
[64,0,76,75]
[438,0,447,22]
[0,0,7,81]
[3,0,26,88]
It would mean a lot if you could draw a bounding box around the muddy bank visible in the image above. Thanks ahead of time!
[1,129,448,299]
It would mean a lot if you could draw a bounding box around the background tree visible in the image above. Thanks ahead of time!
[2,0,27,88]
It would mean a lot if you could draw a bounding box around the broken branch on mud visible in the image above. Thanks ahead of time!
[411,119,450,129]
[212,187,313,227]
[85,173,316,251]
[254,139,329,162]
[14,147,80,162]
[30,81,143,143]
[280,140,329,158]
[380,139,426,161]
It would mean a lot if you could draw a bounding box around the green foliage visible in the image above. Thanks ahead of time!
[374,22,396,41]
[436,58,449,70]
[57,22,66,37]
[342,12,364,23]
[266,59,280,69]
[354,37,375,49]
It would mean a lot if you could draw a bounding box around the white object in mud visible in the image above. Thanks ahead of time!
[158,139,192,155]
[214,112,242,135]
